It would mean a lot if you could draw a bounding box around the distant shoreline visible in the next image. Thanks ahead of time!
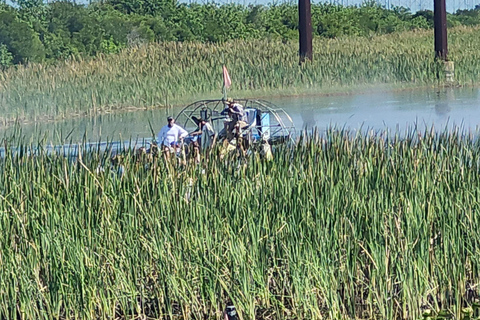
[1,27,480,127]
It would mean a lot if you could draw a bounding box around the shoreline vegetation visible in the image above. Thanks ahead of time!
[0,26,480,127]
[1,128,480,319]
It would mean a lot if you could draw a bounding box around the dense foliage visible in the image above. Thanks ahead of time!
[1,0,480,66]
[1,128,480,319]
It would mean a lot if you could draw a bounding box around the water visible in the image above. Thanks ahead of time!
[1,87,479,145]
[281,87,480,133]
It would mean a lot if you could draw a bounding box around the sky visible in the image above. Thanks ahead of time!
[188,0,477,12]
[208,0,477,12]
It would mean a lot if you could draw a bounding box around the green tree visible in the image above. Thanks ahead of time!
[0,43,13,68]
[46,2,105,56]
[104,0,176,16]
[453,8,480,26]
[0,11,45,63]
[0,0,479,65]
[15,0,48,29]
[412,10,434,27]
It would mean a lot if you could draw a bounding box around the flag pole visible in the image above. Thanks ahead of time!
[222,65,232,101]
[222,53,227,101]
[223,81,227,101]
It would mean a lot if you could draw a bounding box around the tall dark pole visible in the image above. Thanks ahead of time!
[299,0,313,63]
[434,0,448,60]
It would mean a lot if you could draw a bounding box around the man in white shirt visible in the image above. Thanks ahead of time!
[157,116,188,159]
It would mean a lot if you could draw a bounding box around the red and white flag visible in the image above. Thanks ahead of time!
[223,65,231,89]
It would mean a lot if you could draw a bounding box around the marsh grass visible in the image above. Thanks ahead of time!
[1,26,480,125]
[1,126,480,319]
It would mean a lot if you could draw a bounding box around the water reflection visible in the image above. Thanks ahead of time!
[1,87,479,143]
[300,107,316,129]
[434,88,453,118]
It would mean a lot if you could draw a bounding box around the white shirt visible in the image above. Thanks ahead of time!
[157,124,188,146]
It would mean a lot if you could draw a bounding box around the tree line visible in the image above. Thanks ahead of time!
[0,0,479,66]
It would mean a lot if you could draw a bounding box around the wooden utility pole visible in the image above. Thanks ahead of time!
[434,0,448,60]
[434,0,454,82]
[298,0,313,63]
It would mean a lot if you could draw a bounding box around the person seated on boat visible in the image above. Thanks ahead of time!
[220,121,247,159]
[220,98,248,140]
[233,122,246,157]
[146,142,159,157]
[260,136,273,161]
[157,116,188,159]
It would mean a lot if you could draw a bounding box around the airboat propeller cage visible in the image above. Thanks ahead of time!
[175,99,295,144]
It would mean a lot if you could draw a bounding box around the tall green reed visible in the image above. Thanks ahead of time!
[1,126,480,319]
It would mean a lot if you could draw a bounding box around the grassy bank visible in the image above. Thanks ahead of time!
[1,128,480,319]
[0,26,480,125]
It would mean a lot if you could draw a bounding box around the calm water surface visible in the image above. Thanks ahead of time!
[2,87,479,144]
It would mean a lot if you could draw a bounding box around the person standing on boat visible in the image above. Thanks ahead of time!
[191,117,216,150]
[220,98,247,140]
[157,116,188,159]
[190,117,217,162]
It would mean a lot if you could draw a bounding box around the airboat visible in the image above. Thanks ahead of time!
[0,99,295,161]
[174,98,296,146]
